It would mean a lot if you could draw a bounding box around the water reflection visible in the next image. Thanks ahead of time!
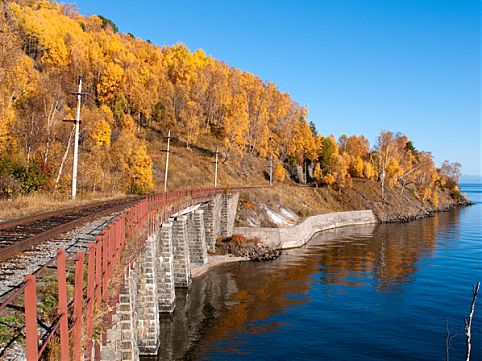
[315,220,441,290]
[145,210,467,361]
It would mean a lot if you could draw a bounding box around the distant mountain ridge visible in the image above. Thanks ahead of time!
[460,175,482,184]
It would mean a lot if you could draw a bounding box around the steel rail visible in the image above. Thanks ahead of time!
[0,186,266,263]
[0,197,139,230]
[0,198,140,262]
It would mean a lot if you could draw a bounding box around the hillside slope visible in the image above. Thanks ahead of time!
[235,179,468,226]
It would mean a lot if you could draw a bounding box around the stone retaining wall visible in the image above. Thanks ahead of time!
[100,191,239,360]
[234,210,376,249]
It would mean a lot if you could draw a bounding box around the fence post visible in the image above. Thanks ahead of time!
[114,220,120,267]
[72,252,84,361]
[107,225,113,280]
[102,232,108,302]
[24,275,38,361]
[57,249,70,361]
[85,244,95,360]
[95,237,102,304]
[119,218,123,257]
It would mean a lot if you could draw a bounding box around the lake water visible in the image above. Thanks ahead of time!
[151,184,482,361]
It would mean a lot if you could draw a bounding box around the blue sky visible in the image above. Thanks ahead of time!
[65,0,481,175]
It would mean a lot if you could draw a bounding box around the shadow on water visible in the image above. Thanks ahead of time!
[142,203,481,360]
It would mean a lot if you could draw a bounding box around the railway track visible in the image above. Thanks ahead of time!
[0,186,270,264]
[0,197,140,263]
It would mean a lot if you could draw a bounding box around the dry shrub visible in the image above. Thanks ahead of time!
[243,201,257,210]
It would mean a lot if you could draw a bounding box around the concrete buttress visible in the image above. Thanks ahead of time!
[172,216,192,288]
[157,222,176,313]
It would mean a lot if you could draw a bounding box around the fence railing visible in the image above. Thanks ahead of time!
[0,186,241,361]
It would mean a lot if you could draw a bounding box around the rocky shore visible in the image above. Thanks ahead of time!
[217,234,282,261]
[377,198,473,223]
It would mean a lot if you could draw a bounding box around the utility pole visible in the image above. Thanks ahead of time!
[269,155,273,186]
[63,77,86,200]
[163,130,170,192]
[268,136,274,186]
[214,147,219,188]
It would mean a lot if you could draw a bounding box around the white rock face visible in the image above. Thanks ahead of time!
[261,204,298,227]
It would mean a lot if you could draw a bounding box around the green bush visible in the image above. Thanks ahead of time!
[0,174,22,199]
[0,156,46,195]
[12,161,46,194]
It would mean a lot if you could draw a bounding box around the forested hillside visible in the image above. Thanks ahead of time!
[0,0,463,209]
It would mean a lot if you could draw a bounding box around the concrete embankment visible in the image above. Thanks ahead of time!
[234,210,376,249]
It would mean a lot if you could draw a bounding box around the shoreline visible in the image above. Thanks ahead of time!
[377,198,473,223]
[190,255,249,279]
[190,201,472,280]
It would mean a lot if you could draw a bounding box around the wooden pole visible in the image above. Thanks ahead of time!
[214,147,219,188]
[269,155,273,186]
[72,77,82,200]
[164,130,170,192]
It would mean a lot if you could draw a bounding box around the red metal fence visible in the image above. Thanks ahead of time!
[0,186,234,361]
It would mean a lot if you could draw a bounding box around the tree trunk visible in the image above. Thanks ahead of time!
[55,126,75,187]
[43,99,59,166]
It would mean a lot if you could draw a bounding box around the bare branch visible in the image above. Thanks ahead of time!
[55,125,75,187]
[445,318,457,361]
[464,281,480,361]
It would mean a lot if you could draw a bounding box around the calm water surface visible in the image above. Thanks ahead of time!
[153,184,481,361]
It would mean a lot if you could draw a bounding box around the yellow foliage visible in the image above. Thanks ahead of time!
[363,161,375,179]
[313,163,323,184]
[91,118,111,147]
[222,93,249,161]
[273,164,286,182]
[179,100,201,147]
[319,135,339,169]
[97,62,125,104]
[349,156,364,178]
[340,135,370,158]
[422,188,432,204]
[323,173,336,186]
[335,153,350,187]
[432,192,439,208]
[386,157,402,177]
[0,108,16,153]
[386,157,403,186]
[11,2,86,68]
[112,130,154,194]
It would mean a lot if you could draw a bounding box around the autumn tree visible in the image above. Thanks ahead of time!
[313,163,323,186]
[111,117,153,193]
[375,130,397,201]
[273,164,286,182]
[440,160,462,190]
